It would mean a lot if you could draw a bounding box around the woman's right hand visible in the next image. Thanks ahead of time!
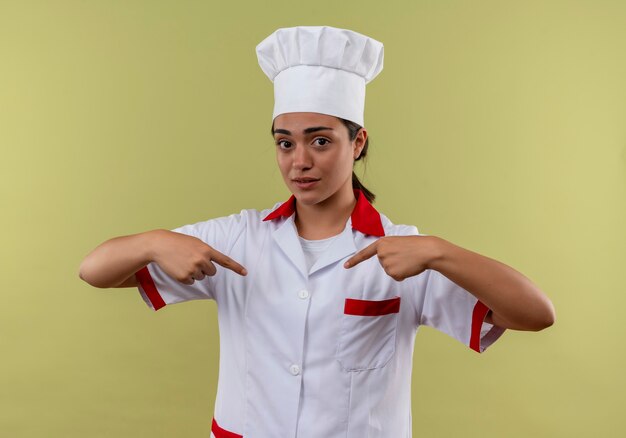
[151,230,247,285]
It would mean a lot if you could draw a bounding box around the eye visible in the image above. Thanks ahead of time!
[276,139,292,149]
[314,137,330,147]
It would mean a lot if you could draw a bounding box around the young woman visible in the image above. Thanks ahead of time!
[79,26,555,438]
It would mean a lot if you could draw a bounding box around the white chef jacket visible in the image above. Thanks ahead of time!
[134,189,506,438]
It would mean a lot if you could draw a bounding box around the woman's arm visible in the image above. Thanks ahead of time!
[344,235,555,331]
[426,236,555,331]
[78,230,164,288]
[79,229,247,289]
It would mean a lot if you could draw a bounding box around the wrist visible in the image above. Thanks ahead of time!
[424,235,448,271]
[141,229,168,264]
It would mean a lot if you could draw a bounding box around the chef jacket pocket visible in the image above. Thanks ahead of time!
[336,296,401,371]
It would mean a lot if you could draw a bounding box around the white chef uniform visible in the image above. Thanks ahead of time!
[134,188,506,438]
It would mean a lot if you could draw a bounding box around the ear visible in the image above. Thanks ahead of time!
[353,128,367,159]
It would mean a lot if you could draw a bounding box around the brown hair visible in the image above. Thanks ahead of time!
[270,117,376,203]
[339,117,375,203]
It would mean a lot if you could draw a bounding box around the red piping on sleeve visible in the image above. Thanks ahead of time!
[211,418,243,438]
[470,300,490,352]
[135,266,166,311]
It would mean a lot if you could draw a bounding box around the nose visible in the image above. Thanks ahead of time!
[292,144,312,171]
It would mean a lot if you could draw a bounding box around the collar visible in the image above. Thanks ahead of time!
[262,188,385,237]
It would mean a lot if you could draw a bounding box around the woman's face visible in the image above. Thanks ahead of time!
[273,112,366,206]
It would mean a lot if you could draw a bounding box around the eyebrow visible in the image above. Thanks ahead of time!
[273,126,334,136]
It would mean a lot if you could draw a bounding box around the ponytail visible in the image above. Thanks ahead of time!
[340,118,376,203]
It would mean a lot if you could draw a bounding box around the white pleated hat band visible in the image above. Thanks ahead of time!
[255,26,384,127]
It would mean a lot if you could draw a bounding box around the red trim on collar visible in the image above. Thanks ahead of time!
[262,194,297,221]
[262,188,385,237]
[351,189,385,237]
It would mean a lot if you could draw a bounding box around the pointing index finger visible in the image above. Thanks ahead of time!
[344,240,378,269]
[210,249,248,276]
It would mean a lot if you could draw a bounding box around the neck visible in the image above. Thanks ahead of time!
[294,184,357,240]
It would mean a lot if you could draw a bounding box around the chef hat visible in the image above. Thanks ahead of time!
[255,25,384,127]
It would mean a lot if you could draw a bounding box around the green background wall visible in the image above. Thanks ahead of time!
[1,0,624,436]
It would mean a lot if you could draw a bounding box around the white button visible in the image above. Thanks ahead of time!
[298,289,309,299]
[289,364,301,376]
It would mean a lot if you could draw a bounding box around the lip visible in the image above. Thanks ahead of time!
[292,178,320,189]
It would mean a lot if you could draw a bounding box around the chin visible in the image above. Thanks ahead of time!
[292,188,320,203]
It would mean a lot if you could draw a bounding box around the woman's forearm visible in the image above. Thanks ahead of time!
[78,229,164,288]
[426,236,556,331]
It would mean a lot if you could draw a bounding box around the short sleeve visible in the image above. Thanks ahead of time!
[414,269,506,353]
[134,211,247,311]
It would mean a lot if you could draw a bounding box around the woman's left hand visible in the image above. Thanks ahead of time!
[343,235,439,281]
[344,234,556,331]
